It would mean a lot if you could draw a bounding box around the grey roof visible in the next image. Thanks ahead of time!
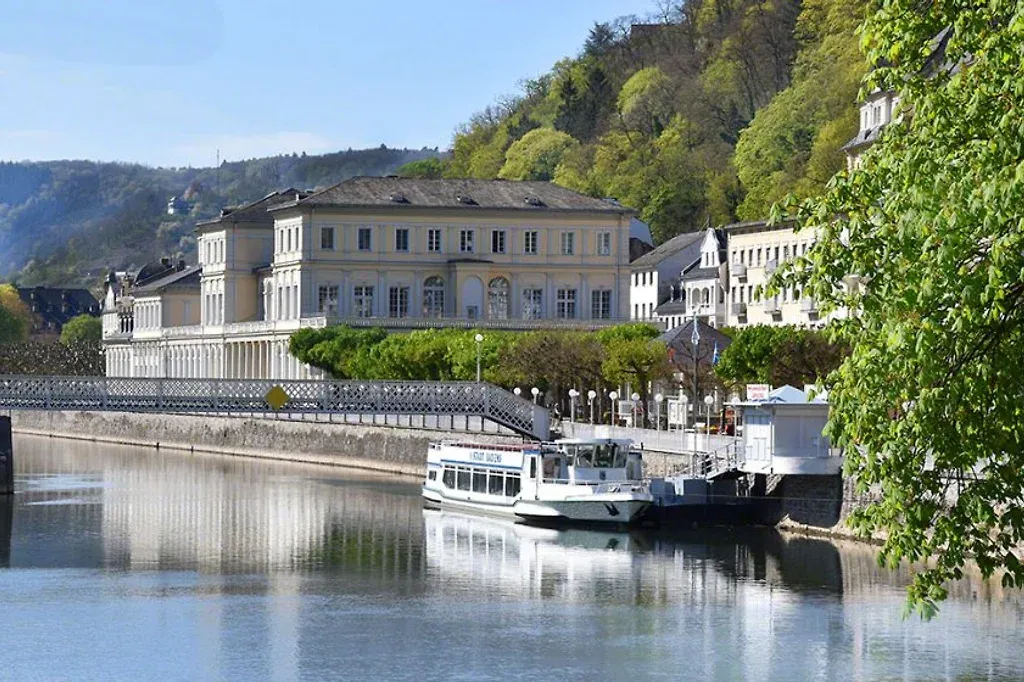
[681,266,720,282]
[269,177,634,214]
[196,189,303,228]
[655,300,687,315]
[630,231,704,269]
[842,125,884,151]
[132,266,202,294]
[659,320,732,357]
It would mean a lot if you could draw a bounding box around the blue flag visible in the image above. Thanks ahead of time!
[712,341,720,365]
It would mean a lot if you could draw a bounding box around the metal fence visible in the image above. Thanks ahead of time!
[0,375,550,440]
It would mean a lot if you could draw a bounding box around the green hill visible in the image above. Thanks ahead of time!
[433,0,867,244]
[0,147,440,288]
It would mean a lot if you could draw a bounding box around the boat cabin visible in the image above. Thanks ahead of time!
[544,439,642,483]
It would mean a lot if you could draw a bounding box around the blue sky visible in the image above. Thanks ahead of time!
[0,0,656,168]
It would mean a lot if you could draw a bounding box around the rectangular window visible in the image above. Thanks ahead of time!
[318,285,339,314]
[488,471,504,495]
[491,229,506,254]
[442,467,455,489]
[560,232,575,256]
[320,227,335,250]
[597,232,612,256]
[460,229,475,253]
[395,227,409,252]
[591,290,611,320]
[522,288,544,319]
[427,228,442,253]
[505,474,521,497]
[557,288,577,319]
[354,285,375,318]
[286,229,292,253]
[357,227,372,252]
[524,231,538,255]
[472,470,487,493]
[456,468,471,491]
[388,285,409,318]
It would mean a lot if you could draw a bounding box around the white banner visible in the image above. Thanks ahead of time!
[746,384,771,401]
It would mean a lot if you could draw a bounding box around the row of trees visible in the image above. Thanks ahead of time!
[290,323,847,422]
[290,324,674,421]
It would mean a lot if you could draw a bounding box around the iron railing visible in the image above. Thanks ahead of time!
[0,375,550,440]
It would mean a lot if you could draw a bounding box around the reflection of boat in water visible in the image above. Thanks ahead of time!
[422,438,652,525]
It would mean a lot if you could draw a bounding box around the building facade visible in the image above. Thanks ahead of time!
[104,178,637,379]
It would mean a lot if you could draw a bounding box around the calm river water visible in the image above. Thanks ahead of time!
[1,435,1022,681]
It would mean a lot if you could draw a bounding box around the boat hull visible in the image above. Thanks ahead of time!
[513,495,651,524]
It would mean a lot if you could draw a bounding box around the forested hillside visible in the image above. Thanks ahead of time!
[409,0,867,243]
[0,147,439,287]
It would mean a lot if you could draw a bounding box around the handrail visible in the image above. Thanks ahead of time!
[0,375,550,440]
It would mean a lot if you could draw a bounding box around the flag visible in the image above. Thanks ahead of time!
[712,341,720,365]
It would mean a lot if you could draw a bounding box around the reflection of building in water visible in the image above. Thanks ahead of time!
[0,497,12,568]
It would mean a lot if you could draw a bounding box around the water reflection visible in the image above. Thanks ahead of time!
[2,435,1023,681]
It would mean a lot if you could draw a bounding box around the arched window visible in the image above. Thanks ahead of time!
[423,276,445,318]
[487,277,510,319]
[702,288,710,305]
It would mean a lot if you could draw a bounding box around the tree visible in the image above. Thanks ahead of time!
[395,157,446,179]
[772,2,1024,615]
[498,128,580,181]
[714,325,847,389]
[59,314,101,345]
[0,284,30,343]
[597,324,671,426]
[289,326,386,379]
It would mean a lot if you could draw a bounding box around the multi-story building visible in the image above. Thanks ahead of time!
[18,286,101,337]
[842,89,899,170]
[628,230,704,328]
[104,178,637,379]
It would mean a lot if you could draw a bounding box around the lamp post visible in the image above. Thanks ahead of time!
[680,393,689,452]
[654,393,664,432]
[568,389,579,423]
[513,387,522,398]
[609,391,618,426]
[704,394,714,453]
[630,392,640,428]
[690,317,700,429]
[531,386,540,405]
[587,390,597,424]
[474,333,484,382]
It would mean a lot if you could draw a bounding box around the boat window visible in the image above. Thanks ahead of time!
[428,470,437,481]
[442,467,455,488]
[542,457,558,479]
[573,445,595,468]
[612,446,628,469]
[593,444,616,468]
[472,470,487,493]
[488,470,504,495]
[505,474,521,497]
[529,457,537,479]
[457,468,471,490]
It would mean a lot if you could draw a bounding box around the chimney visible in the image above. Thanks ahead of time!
[160,257,171,268]
[177,259,186,271]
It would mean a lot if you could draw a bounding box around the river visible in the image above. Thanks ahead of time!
[1,435,1022,681]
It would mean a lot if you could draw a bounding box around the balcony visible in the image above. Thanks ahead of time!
[800,298,818,314]
[732,263,747,280]
[763,298,781,314]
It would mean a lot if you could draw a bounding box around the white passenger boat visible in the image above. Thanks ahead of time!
[421,438,653,525]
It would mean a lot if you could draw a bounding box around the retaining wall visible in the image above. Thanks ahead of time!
[9,410,525,478]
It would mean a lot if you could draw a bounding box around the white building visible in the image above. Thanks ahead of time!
[628,230,704,329]
[104,178,638,379]
[842,89,900,170]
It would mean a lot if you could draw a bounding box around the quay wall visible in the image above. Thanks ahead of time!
[8,410,524,478]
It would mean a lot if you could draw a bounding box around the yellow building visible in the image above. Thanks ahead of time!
[104,178,636,379]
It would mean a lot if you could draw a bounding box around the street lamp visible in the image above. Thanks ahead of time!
[568,389,579,423]
[513,387,522,397]
[654,393,664,432]
[587,389,597,423]
[531,386,540,404]
[680,394,689,452]
[474,333,484,382]
[609,391,618,426]
[630,392,640,428]
[704,394,715,452]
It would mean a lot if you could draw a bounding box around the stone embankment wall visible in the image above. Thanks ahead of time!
[9,411,525,478]
[759,473,884,541]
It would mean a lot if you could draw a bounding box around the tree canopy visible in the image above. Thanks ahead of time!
[772,0,1024,615]
[59,314,102,345]
[0,283,31,344]
[713,325,847,389]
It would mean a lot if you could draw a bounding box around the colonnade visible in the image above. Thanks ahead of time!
[106,337,312,380]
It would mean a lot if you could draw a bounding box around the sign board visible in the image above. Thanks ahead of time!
[746,384,771,402]
[265,385,290,410]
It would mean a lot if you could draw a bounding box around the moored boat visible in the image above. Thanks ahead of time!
[422,437,652,525]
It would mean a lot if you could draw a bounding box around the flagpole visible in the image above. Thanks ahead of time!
[690,315,699,432]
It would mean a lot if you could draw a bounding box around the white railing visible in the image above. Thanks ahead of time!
[0,375,550,440]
